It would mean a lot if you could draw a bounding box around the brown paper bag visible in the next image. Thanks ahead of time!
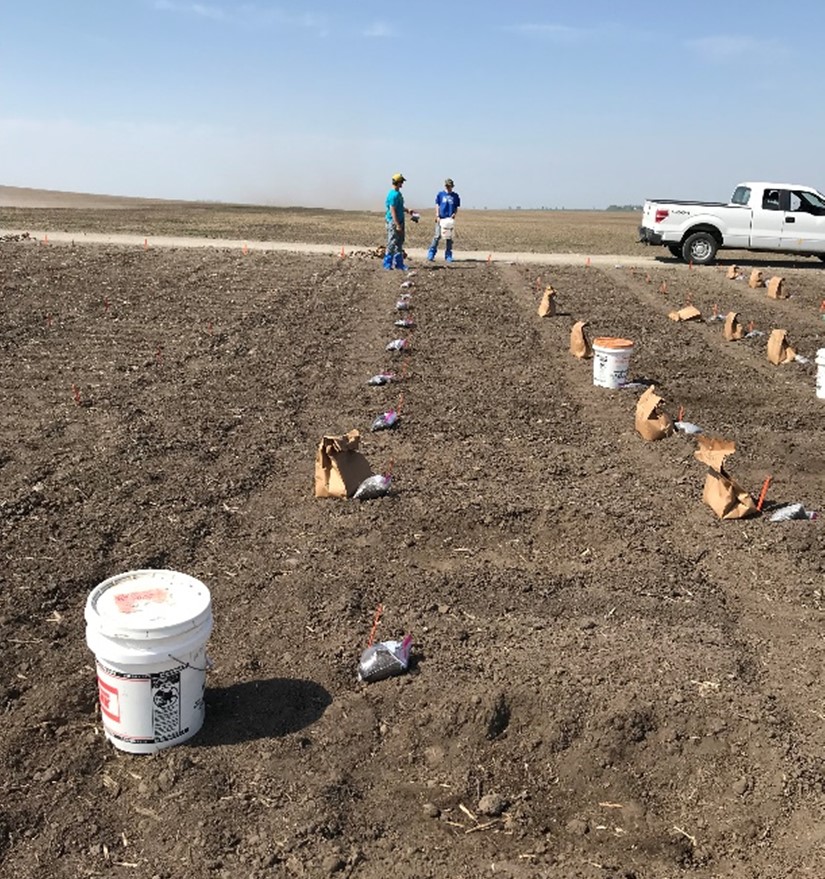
[723,312,744,341]
[766,329,796,364]
[726,265,740,279]
[569,320,592,358]
[314,430,374,498]
[538,286,556,317]
[694,437,757,519]
[766,276,787,299]
[668,305,702,322]
[748,270,764,289]
[635,386,674,441]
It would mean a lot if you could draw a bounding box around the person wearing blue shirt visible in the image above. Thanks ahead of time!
[384,172,414,270]
[426,178,461,262]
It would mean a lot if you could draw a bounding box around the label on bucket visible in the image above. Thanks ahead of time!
[114,587,169,614]
[593,342,633,389]
[96,652,206,750]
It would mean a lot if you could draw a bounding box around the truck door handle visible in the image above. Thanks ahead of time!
[786,216,795,223]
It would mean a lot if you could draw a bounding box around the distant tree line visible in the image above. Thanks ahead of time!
[606,204,643,212]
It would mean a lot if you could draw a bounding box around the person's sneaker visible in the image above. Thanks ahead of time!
[445,254,453,263]
[426,250,436,262]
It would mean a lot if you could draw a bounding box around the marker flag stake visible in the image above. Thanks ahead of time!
[756,476,773,512]
[367,604,384,647]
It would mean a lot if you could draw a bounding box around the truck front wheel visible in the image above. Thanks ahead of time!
[682,231,718,265]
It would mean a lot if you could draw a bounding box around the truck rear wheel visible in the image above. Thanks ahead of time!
[668,245,683,260]
[681,231,718,266]
[818,254,825,263]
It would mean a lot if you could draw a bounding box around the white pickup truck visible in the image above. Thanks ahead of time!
[638,181,825,265]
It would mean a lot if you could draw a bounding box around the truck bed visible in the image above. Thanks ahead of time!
[644,199,732,207]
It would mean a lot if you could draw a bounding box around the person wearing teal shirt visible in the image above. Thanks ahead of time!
[384,172,414,270]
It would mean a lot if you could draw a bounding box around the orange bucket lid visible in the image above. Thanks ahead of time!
[593,336,634,349]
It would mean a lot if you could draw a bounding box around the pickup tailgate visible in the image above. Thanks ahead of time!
[641,200,659,229]
[639,200,673,244]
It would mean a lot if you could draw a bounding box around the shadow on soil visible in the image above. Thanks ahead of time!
[655,255,825,270]
[197,678,332,746]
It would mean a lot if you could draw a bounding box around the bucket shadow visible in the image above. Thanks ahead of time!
[196,678,332,746]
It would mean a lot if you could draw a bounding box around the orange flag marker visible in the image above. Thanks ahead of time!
[143,238,148,250]
[487,253,492,265]
[367,604,383,647]
[756,475,773,512]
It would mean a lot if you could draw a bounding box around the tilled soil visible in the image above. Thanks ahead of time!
[2,241,825,879]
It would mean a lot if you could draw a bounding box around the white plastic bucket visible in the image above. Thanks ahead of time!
[439,217,455,240]
[592,337,634,388]
[817,348,825,400]
[85,569,213,754]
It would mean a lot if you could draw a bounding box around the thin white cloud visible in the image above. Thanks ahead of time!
[153,0,226,20]
[363,21,393,38]
[153,2,330,34]
[504,23,590,43]
[686,35,784,62]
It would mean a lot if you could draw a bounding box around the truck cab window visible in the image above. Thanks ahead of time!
[762,190,781,210]
[731,186,751,205]
[791,190,825,215]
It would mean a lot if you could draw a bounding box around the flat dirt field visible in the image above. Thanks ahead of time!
[2,194,825,879]
[0,185,645,256]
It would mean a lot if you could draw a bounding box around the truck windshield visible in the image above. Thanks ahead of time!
[731,186,751,205]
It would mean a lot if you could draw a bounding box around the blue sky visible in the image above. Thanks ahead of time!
[1,1,822,209]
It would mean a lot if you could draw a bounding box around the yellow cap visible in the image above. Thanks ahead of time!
[392,173,406,183]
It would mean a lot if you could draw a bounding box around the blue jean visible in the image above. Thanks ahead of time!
[429,220,453,255]
[386,221,405,258]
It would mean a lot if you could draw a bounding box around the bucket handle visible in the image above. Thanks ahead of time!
[169,653,213,672]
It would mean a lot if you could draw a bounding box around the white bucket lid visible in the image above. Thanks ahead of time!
[85,569,212,640]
